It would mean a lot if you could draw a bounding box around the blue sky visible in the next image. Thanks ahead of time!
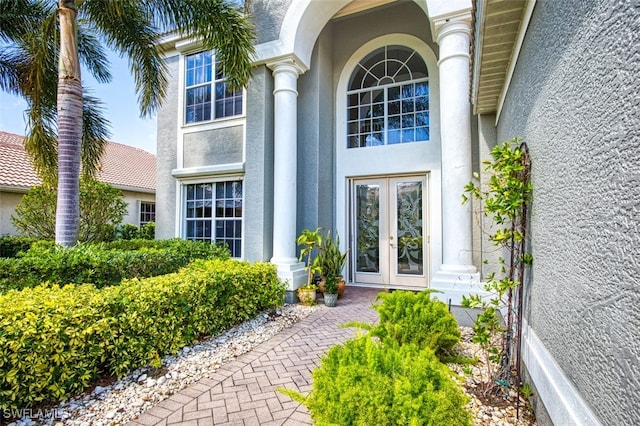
[0,50,158,154]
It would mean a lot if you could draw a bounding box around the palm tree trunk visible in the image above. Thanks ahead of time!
[55,0,82,247]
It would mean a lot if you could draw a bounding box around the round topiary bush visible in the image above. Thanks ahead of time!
[303,336,472,425]
[371,290,461,357]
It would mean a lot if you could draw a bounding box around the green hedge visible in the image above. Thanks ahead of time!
[0,239,230,293]
[0,259,285,408]
[0,236,38,258]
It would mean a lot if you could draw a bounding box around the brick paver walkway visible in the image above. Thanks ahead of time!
[128,287,381,426]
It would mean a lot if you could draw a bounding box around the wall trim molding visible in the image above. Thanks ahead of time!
[522,320,602,426]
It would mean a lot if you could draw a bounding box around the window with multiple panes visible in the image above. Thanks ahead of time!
[139,202,156,225]
[347,46,429,148]
[185,51,243,124]
[184,181,243,257]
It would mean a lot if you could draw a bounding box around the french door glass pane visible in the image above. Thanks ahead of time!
[356,184,380,273]
[396,181,423,275]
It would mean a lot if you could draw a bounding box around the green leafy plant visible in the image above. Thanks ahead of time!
[461,137,532,396]
[296,228,323,285]
[118,223,140,240]
[279,336,472,425]
[12,178,127,243]
[139,222,155,240]
[323,273,338,294]
[316,230,348,278]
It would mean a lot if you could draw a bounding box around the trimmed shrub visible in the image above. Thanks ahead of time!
[0,239,230,293]
[0,236,38,258]
[370,290,461,357]
[117,223,140,240]
[0,259,285,408]
[139,222,155,240]
[293,336,472,425]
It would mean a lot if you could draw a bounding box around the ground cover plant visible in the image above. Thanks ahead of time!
[0,259,285,409]
[279,290,472,424]
[0,238,229,293]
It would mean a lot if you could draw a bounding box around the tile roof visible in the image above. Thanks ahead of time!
[0,131,156,192]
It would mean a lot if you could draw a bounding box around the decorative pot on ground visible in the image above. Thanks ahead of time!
[323,274,339,307]
[298,284,317,305]
[318,276,346,297]
[324,292,338,307]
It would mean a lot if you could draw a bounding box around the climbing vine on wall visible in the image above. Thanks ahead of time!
[462,137,532,400]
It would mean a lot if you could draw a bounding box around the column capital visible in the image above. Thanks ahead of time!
[266,55,308,77]
[431,10,473,45]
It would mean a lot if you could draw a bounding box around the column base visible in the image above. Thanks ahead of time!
[271,259,307,292]
[430,265,489,306]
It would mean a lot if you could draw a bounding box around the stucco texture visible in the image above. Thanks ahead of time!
[155,55,180,239]
[248,0,292,44]
[497,0,640,423]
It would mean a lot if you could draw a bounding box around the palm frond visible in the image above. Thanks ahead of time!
[150,0,255,91]
[0,0,48,42]
[0,49,22,95]
[25,102,58,185]
[80,93,110,178]
[81,0,167,117]
[77,22,112,84]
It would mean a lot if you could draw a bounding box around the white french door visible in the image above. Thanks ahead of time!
[351,175,429,288]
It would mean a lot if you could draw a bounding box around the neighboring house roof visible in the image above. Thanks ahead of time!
[0,131,156,193]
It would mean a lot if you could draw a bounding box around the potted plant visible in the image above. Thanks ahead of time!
[296,228,323,305]
[297,283,318,305]
[316,230,348,296]
[323,273,339,307]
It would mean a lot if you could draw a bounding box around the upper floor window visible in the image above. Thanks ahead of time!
[347,46,429,148]
[185,51,243,124]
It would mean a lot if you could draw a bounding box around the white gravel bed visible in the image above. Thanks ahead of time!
[9,304,318,426]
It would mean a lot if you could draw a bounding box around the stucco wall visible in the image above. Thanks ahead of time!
[297,25,334,234]
[183,127,243,168]
[155,54,180,239]
[244,65,275,262]
[496,1,640,423]
[120,190,156,226]
[0,189,154,236]
[331,1,437,78]
[248,0,292,44]
[0,191,24,236]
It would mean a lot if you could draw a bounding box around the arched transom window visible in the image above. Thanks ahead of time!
[347,45,429,148]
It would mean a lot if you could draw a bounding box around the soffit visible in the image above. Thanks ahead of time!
[473,0,527,114]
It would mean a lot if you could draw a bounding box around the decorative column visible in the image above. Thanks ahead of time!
[268,57,307,293]
[431,11,481,303]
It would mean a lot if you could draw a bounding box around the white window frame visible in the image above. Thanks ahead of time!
[184,50,244,125]
[181,176,244,258]
[138,201,156,226]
